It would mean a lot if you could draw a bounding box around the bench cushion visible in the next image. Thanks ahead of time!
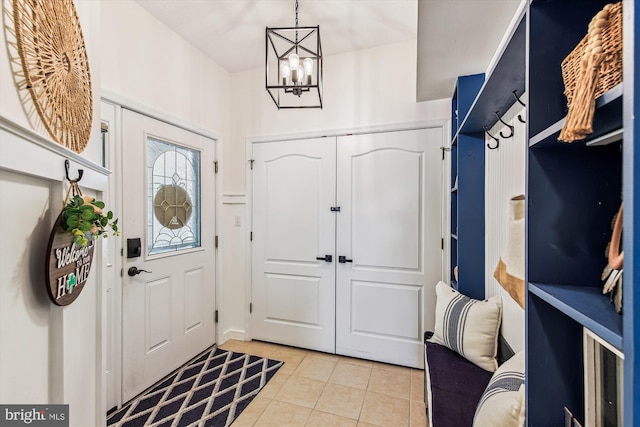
[425,336,493,427]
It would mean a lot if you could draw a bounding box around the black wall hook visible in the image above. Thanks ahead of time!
[512,90,526,123]
[495,111,514,138]
[64,159,84,183]
[484,126,500,150]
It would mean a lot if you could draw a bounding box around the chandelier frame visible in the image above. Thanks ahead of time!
[265,24,323,109]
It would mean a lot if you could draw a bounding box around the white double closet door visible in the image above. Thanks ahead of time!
[251,128,442,368]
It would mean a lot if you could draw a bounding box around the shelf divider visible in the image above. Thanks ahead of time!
[528,282,623,350]
[530,84,623,148]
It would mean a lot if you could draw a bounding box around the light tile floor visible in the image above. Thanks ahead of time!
[219,339,428,427]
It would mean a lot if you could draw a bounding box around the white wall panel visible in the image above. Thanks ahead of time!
[0,172,54,404]
[485,97,527,352]
[220,201,247,342]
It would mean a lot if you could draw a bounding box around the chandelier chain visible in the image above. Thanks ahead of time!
[294,0,299,45]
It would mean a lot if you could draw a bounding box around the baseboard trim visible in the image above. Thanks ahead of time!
[221,329,248,344]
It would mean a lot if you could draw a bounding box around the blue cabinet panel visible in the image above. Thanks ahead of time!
[450,75,486,299]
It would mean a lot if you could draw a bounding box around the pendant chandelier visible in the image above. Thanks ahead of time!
[266,0,323,109]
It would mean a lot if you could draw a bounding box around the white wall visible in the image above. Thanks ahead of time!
[484,97,527,352]
[229,39,449,193]
[0,1,106,425]
[224,39,449,341]
[482,0,528,353]
[99,1,231,148]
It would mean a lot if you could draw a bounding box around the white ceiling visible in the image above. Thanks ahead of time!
[134,0,418,72]
[134,0,522,101]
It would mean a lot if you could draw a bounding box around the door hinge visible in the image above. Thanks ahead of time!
[250,231,253,241]
[121,248,124,256]
[120,268,123,277]
[214,161,219,173]
[215,310,219,323]
[215,235,219,248]
[441,238,444,250]
[330,206,341,212]
[249,303,253,313]
[249,159,255,170]
[441,147,445,160]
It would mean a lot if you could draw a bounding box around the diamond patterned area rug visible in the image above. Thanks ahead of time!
[107,347,283,427]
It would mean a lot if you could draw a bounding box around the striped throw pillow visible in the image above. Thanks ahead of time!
[430,281,502,371]
[473,350,526,427]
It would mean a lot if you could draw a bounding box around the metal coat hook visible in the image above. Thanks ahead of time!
[484,126,500,150]
[64,159,83,183]
[496,111,514,138]
[513,90,526,123]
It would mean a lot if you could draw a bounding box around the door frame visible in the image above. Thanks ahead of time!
[100,102,123,412]
[101,92,223,409]
[245,119,448,342]
[442,119,452,283]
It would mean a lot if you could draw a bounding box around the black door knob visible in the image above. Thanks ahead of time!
[315,255,333,262]
[338,256,353,263]
[128,267,152,276]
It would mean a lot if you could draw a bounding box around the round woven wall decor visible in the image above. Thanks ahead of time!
[13,0,93,153]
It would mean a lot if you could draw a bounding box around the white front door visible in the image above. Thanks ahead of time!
[121,110,216,402]
[251,137,336,353]
[335,129,443,367]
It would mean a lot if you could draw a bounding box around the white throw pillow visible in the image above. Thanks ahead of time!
[430,281,502,371]
[473,350,526,427]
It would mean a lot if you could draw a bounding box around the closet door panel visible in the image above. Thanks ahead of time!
[335,128,443,368]
[251,137,336,353]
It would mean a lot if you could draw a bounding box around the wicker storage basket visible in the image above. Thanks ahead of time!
[561,2,622,107]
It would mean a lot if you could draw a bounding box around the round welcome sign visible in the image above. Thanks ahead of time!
[45,214,95,306]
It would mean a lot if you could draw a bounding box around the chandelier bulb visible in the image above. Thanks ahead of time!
[303,58,313,85]
[288,53,300,69]
[280,61,291,85]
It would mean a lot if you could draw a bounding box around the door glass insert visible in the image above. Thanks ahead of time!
[147,137,201,255]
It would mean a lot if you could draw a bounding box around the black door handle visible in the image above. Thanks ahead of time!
[338,256,353,263]
[128,267,152,276]
[316,255,333,262]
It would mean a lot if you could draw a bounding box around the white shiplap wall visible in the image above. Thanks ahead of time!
[485,96,527,352]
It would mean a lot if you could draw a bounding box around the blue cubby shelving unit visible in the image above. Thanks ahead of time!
[526,0,636,425]
[448,0,638,424]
